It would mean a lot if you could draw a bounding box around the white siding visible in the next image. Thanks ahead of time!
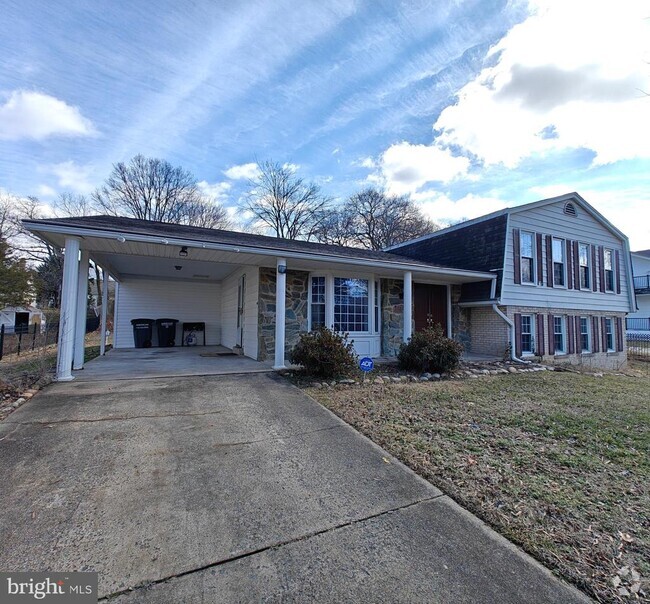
[220,266,259,359]
[115,278,222,348]
[502,201,633,312]
[630,254,650,320]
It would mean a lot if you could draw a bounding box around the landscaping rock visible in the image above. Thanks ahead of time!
[432,373,441,379]
[338,379,356,385]
[419,376,429,382]
[374,377,384,385]
[311,382,322,389]
[507,367,518,373]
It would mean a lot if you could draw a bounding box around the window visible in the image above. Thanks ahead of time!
[374,280,380,333]
[552,238,565,286]
[604,249,615,292]
[554,316,565,354]
[521,315,534,354]
[310,276,326,329]
[520,231,535,284]
[334,278,368,332]
[579,243,590,289]
[579,317,590,352]
[605,318,614,351]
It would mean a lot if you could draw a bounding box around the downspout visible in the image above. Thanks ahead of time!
[492,303,529,364]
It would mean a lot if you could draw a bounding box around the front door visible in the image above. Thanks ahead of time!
[413,284,448,334]
[236,274,246,348]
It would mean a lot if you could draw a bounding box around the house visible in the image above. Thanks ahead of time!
[627,250,650,331]
[0,306,45,335]
[23,192,634,381]
[387,192,636,370]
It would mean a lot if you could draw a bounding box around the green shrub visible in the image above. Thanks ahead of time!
[397,324,463,373]
[289,326,358,378]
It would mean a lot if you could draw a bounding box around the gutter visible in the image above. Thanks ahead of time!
[22,220,498,282]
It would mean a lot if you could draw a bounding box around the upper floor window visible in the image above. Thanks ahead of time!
[554,316,566,354]
[579,243,590,289]
[520,231,535,284]
[605,317,614,351]
[310,276,326,329]
[334,278,368,332]
[521,314,534,354]
[552,238,565,287]
[604,249,615,292]
[579,317,590,352]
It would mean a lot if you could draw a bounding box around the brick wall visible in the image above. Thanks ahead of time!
[469,306,510,357]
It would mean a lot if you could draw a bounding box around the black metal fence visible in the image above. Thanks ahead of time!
[626,330,650,361]
[633,275,650,293]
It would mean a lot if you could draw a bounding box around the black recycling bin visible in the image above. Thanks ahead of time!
[131,318,154,348]
[156,318,178,347]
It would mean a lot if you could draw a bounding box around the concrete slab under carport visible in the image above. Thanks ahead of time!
[0,373,590,603]
[74,346,270,381]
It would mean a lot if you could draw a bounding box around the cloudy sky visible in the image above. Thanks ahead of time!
[1,0,649,248]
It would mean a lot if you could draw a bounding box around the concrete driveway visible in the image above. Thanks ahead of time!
[0,374,590,603]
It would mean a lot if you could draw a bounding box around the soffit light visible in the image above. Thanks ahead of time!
[179,246,188,257]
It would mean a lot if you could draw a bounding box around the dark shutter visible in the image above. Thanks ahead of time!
[536,314,545,356]
[514,313,522,357]
[592,316,600,353]
[575,316,582,353]
[616,317,624,352]
[599,247,606,293]
[573,242,580,290]
[513,229,521,285]
[615,250,621,294]
[567,316,575,354]
[591,245,598,291]
[536,233,544,286]
[601,317,608,351]
[566,240,573,289]
[546,235,554,287]
[548,314,555,354]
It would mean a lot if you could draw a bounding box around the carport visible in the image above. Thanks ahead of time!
[23,215,496,381]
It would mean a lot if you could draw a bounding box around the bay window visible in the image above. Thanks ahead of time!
[334,278,369,332]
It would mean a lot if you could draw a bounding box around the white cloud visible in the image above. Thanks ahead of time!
[414,192,509,225]
[197,180,231,201]
[373,142,470,194]
[223,162,260,180]
[47,161,95,194]
[36,185,57,198]
[433,0,650,167]
[0,90,96,141]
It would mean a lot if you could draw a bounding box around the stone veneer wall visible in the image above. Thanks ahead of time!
[381,278,404,357]
[257,267,309,362]
[450,285,471,351]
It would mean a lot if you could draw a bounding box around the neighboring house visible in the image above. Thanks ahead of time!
[0,306,45,334]
[388,192,635,370]
[628,250,650,331]
[23,192,635,381]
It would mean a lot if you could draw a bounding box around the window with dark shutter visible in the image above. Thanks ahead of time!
[536,234,544,285]
[546,235,554,287]
[591,316,600,352]
[616,317,624,351]
[566,240,573,289]
[513,229,521,285]
[536,314,545,356]
[514,313,522,357]
[615,250,621,294]
[567,316,575,354]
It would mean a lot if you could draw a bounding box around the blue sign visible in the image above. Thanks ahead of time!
[359,357,374,372]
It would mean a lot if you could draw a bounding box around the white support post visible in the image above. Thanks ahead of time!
[273,258,287,369]
[56,237,81,381]
[73,250,89,370]
[403,271,413,343]
[99,267,109,356]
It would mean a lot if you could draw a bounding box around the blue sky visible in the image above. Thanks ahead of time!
[1,0,649,248]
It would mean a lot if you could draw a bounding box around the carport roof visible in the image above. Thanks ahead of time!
[23,214,496,282]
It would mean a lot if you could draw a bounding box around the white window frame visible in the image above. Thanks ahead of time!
[308,271,378,336]
[603,248,615,293]
[552,237,566,288]
[578,243,591,290]
[520,231,536,285]
[579,316,590,353]
[605,317,615,352]
[374,279,381,334]
[521,314,535,355]
[553,315,566,355]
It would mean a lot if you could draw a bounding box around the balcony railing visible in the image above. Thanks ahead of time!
[633,275,650,294]
[626,317,650,331]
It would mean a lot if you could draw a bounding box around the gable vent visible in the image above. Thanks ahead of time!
[563,202,577,217]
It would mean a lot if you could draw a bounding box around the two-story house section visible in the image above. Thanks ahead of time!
[387,193,636,370]
[628,250,650,331]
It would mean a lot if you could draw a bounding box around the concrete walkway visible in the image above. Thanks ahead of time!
[0,374,590,603]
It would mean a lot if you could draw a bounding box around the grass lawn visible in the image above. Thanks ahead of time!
[307,365,649,603]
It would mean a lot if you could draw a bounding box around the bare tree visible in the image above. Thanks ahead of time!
[316,187,438,250]
[92,154,230,228]
[244,161,331,240]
